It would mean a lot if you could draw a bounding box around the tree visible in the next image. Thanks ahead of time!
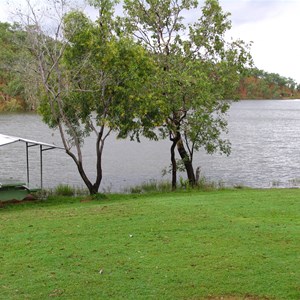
[18,0,155,194]
[123,0,252,188]
[0,22,28,111]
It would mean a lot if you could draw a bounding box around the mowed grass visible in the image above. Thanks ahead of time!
[0,189,299,299]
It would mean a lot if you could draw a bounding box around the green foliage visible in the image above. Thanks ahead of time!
[179,176,191,190]
[123,0,252,186]
[125,179,172,193]
[1,98,23,112]
[39,6,157,140]
[0,19,72,111]
[90,192,108,200]
[161,159,186,177]
[33,185,89,199]
[0,22,33,110]
[54,184,76,196]
[125,176,224,193]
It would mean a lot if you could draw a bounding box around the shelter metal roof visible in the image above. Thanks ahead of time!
[0,133,64,149]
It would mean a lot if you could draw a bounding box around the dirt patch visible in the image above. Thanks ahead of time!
[80,199,92,203]
[0,195,40,208]
[205,296,273,300]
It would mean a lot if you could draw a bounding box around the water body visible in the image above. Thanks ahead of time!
[1,99,300,191]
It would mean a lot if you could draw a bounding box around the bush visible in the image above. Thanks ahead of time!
[54,184,75,196]
[125,180,172,194]
[2,98,23,112]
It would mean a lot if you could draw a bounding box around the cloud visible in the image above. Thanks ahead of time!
[224,0,300,81]
[221,0,285,25]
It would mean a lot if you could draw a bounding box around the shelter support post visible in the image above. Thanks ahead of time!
[40,146,56,190]
[26,142,29,187]
[40,145,43,189]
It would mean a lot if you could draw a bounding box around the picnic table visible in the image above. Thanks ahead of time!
[0,180,30,201]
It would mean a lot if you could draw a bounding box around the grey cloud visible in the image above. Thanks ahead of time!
[220,0,288,26]
[181,0,289,27]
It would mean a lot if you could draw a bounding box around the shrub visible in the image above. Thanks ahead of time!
[2,98,23,112]
[125,180,172,194]
[54,184,75,196]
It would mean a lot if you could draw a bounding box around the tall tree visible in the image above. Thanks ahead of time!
[124,0,252,188]
[18,0,154,194]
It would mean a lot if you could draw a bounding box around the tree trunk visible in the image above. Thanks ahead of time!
[76,160,99,195]
[70,158,101,195]
[66,150,101,195]
[177,137,196,186]
[90,184,100,195]
[63,129,109,196]
[93,131,105,194]
[170,132,180,190]
[170,139,177,190]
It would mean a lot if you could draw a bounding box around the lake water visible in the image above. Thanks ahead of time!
[1,99,300,191]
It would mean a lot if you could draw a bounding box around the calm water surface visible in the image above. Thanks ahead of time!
[1,100,300,191]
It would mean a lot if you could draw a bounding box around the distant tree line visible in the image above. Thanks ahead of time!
[239,68,300,99]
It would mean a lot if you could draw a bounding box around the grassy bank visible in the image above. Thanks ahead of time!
[0,189,299,299]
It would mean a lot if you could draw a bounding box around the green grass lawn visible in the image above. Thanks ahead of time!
[0,189,299,299]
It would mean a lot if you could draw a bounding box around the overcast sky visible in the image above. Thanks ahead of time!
[1,0,300,82]
[221,0,300,83]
